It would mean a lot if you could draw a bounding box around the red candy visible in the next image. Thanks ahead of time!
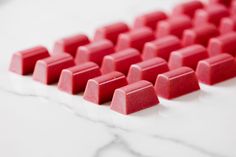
[208,32,236,56]
[134,11,167,30]
[219,17,236,34]
[168,44,209,70]
[182,24,219,47]
[9,0,236,115]
[58,62,101,94]
[94,22,129,45]
[53,34,90,57]
[33,54,75,84]
[142,35,181,61]
[9,46,50,75]
[155,67,200,99]
[110,80,159,115]
[194,4,229,27]
[173,1,204,18]
[127,57,169,84]
[101,48,142,75]
[156,15,192,39]
[210,0,232,7]
[83,71,127,104]
[231,1,236,16]
[196,53,236,85]
[116,27,155,52]
[75,40,114,66]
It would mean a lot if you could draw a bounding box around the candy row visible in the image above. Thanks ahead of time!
[9,0,236,114]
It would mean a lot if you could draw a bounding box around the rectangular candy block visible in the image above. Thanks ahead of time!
[83,71,127,104]
[134,11,167,30]
[116,27,155,52]
[208,32,236,56]
[155,67,200,99]
[156,15,192,39]
[219,17,236,34]
[101,48,142,75]
[33,54,75,84]
[172,1,204,18]
[196,53,236,85]
[127,57,169,84]
[110,80,159,115]
[53,34,90,57]
[142,35,181,61]
[194,4,229,27]
[58,62,101,94]
[75,39,114,66]
[182,24,219,47]
[168,44,208,70]
[94,22,129,45]
[9,46,50,75]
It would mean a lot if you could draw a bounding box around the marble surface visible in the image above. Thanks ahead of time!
[0,0,236,157]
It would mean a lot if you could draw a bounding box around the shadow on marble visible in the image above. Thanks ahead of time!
[171,89,209,103]
[0,0,12,6]
[131,104,159,117]
[212,77,236,88]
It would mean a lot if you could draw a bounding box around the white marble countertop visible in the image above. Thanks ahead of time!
[0,0,236,157]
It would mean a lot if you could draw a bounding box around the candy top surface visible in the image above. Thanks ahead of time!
[200,53,233,65]
[120,27,153,41]
[147,35,180,48]
[56,34,89,45]
[116,80,152,93]
[171,44,206,57]
[213,32,236,42]
[38,53,73,66]
[16,46,48,58]
[63,62,99,74]
[159,67,194,79]
[79,39,113,53]
[91,71,125,84]
[132,57,166,70]
[105,48,140,61]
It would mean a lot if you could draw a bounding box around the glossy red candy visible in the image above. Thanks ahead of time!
[134,11,167,30]
[196,53,236,85]
[155,67,200,99]
[219,17,236,34]
[173,1,204,18]
[210,0,232,7]
[116,27,155,52]
[194,4,229,27]
[127,57,169,84]
[94,22,129,45]
[75,40,114,66]
[142,35,181,61]
[101,48,142,75]
[169,44,209,70]
[110,80,159,115]
[9,46,50,75]
[231,0,236,16]
[208,32,236,56]
[53,34,90,57]
[33,54,75,84]
[83,71,127,104]
[182,24,219,47]
[156,15,192,39]
[58,62,101,94]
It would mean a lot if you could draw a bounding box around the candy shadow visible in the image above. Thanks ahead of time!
[171,89,209,102]
[213,77,236,88]
[130,104,160,117]
[0,0,12,6]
